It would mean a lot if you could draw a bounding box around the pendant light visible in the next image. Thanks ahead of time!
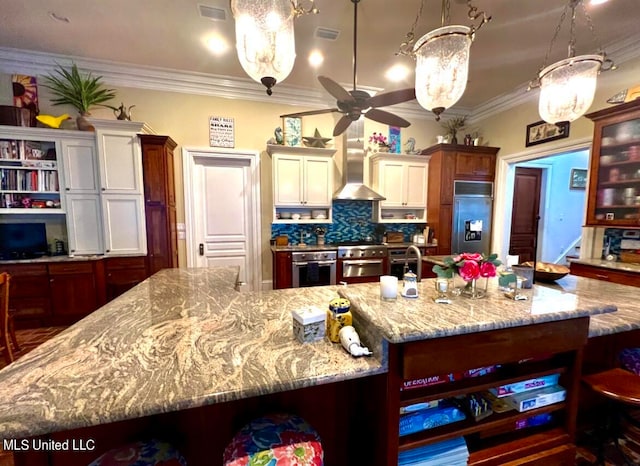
[398,0,491,120]
[230,0,318,96]
[529,0,614,124]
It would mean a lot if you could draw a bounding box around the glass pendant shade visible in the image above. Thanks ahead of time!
[538,54,603,124]
[231,0,296,92]
[414,25,472,118]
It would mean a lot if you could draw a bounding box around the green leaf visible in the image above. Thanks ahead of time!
[42,62,116,114]
[432,264,453,278]
[498,273,517,287]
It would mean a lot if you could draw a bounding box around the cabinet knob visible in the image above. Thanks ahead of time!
[71,249,75,253]
[65,188,70,191]
[101,188,106,191]
[106,249,110,252]
[50,278,54,283]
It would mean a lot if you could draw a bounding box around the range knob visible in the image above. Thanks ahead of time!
[349,253,354,257]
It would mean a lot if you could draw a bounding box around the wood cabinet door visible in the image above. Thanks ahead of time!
[60,138,99,192]
[65,194,103,255]
[404,162,427,207]
[146,204,170,274]
[102,195,147,255]
[378,161,405,207]
[141,143,168,204]
[96,130,143,193]
[105,257,148,301]
[273,251,292,289]
[303,156,332,206]
[273,155,304,205]
[48,263,98,324]
[455,151,496,178]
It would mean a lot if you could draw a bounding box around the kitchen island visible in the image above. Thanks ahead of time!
[0,267,636,465]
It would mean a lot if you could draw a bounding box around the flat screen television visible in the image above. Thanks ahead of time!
[0,223,48,260]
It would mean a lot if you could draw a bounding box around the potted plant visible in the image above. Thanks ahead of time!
[42,63,116,130]
[441,116,467,145]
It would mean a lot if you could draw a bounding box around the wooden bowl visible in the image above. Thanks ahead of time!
[521,262,569,282]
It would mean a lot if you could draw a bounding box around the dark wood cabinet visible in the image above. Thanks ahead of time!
[105,256,148,301]
[272,251,292,289]
[140,134,179,275]
[569,262,640,287]
[585,100,640,227]
[48,262,99,326]
[3,264,50,328]
[422,144,499,255]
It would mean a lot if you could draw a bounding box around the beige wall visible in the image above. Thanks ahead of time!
[0,73,443,281]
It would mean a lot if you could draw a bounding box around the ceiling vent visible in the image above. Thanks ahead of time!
[315,27,340,41]
[198,4,227,21]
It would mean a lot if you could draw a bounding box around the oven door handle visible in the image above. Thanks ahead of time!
[292,260,337,267]
[390,258,417,264]
[343,259,384,266]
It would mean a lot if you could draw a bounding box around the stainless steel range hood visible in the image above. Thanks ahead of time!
[333,119,386,201]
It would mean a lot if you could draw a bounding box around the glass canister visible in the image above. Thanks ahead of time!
[402,271,418,298]
[327,298,352,343]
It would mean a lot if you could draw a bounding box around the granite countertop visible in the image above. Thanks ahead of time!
[569,257,640,273]
[0,267,384,438]
[0,266,633,439]
[271,242,437,252]
[0,254,146,265]
[339,277,617,344]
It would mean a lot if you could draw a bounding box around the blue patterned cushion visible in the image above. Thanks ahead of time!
[88,439,187,466]
[620,348,640,376]
[223,414,323,465]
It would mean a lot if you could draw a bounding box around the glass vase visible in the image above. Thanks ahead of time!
[457,276,487,299]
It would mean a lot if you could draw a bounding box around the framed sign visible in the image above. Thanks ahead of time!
[570,168,587,190]
[283,117,302,147]
[209,116,234,148]
[525,120,570,147]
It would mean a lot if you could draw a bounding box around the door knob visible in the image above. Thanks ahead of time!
[199,243,204,256]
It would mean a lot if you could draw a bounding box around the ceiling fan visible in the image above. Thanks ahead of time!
[281,0,416,137]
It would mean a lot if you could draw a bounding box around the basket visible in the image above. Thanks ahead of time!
[620,251,640,264]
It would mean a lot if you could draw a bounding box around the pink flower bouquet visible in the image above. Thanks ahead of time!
[432,252,501,281]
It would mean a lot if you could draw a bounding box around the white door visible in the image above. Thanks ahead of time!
[65,194,103,255]
[185,148,261,292]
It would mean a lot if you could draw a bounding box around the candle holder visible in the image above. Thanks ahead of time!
[434,277,452,304]
[505,276,528,301]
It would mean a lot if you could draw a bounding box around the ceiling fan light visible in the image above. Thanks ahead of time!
[538,54,603,123]
[231,0,296,93]
[413,25,471,118]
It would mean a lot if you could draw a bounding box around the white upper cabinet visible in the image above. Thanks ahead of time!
[95,129,143,193]
[370,153,429,223]
[267,145,336,223]
[60,138,98,193]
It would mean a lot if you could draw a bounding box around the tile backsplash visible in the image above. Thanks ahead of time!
[271,200,425,245]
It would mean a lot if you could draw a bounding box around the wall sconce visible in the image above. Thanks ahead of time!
[231,0,318,96]
[528,0,615,124]
[398,0,491,120]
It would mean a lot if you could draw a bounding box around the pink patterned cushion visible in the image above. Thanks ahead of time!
[223,414,323,466]
[620,348,640,376]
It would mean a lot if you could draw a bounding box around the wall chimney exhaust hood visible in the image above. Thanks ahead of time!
[333,119,386,201]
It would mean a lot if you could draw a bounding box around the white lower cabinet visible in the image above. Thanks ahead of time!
[65,195,103,255]
[101,195,147,255]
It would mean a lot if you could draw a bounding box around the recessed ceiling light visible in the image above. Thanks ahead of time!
[590,0,609,4]
[308,50,324,68]
[48,12,70,23]
[385,64,410,82]
[205,35,229,56]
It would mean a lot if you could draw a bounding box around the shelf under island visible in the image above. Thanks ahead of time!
[1,267,638,465]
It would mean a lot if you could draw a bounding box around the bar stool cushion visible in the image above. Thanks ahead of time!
[88,439,187,466]
[223,414,323,466]
[620,348,640,376]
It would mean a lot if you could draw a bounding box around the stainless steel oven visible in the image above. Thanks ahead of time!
[388,248,418,279]
[338,245,387,284]
[291,250,337,288]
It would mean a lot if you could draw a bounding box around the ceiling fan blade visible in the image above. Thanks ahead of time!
[280,108,339,119]
[333,115,353,136]
[367,88,416,108]
[364,108,411,128]
[318,76,355,103]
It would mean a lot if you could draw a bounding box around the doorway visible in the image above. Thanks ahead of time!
[493,138,592,264]
[182,147,262,291]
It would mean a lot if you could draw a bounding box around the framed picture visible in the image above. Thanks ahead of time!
[389,126,401,153]
[283,117,302,146]
[570,168,587,190]
[209,116,235,148]
[525,120,570,147]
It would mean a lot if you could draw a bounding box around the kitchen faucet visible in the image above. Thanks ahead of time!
[404,245,422,282]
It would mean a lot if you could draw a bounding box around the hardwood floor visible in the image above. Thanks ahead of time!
[0,326,67,370]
